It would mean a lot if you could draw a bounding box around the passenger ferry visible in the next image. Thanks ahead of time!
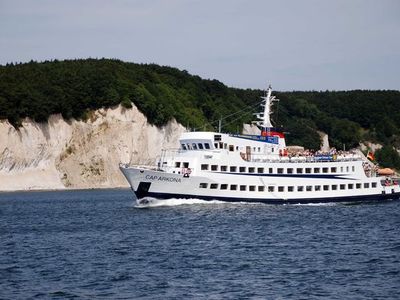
[120,86,400,204]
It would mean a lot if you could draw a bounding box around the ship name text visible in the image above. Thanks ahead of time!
[145,175,182,183]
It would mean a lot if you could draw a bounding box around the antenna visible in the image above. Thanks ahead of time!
[252,84,279,132]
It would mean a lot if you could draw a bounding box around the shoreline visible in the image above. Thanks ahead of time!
[0,186,131,194]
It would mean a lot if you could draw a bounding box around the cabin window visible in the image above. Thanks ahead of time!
[287,168,293,174]
[248,167,255,173]
[236,146,239,151]
[183,162,189,168]
[211,165,218,171]
[340,184,346,190]
[253,147,256,152]
[269,168,273,173]
[220,184,228,190]
[348,184,354,189]
[288,186,294,192]
[331,167,337,173]
[187,144,192,150]
[352,166,355,172]
[230,185,237,190]
[315,185,321,191]
[229,145,234,152]
[372,182,377,188]
[224,143,227,149]
[210,183,218,189]
[356,183,361,189]
[323,185,329,191]
[230,166,237,172]
[268,186,274,192]
[305,168,311,174]
[201,164,208,170]
[175,162,181,168]
[192,143,198,150]
[220,166,227,172]
[198,143,204,150]
[214,143,218,149]
[271,148,274,153]
[199,183,208,188]
[181,144,187,150]
[258,186,265,192]
[240,185,246,191]
[239,167,246,173]
[214,135,221,141]
[340,167,344,172]
[364,183,370,188]
[297,186,304,192]
[204,143,210,149]
[332,185,337,190]
[346,166,349,172]
[258,147,261,152]
[314,167,320,173]
[219,142,223,149]
[306,186,312,192]
[278,186,284,192]
[322,167,329,173]
[249,186,256,191]
[296,168,303,174]
[257,167,264,174]
[277,168,284,174]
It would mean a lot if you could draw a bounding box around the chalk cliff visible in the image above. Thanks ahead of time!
[0,104,186,191]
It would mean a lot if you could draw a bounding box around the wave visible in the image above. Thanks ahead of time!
[134,197,226,208]
[292,202,338,206]
[134,198,341,208]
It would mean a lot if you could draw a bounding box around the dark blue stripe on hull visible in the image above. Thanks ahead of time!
[134,191,400,205]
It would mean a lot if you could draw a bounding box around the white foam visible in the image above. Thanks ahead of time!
[133,198,339,208]
[292,202,338,206]
[134,197,226,208]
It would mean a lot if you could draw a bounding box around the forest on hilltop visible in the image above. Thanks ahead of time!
[1,59,399,169]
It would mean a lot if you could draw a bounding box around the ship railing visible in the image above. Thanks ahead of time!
[119,163,159,170]
[249,154,362,163]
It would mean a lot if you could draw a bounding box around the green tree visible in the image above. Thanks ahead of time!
[375,146,400,170]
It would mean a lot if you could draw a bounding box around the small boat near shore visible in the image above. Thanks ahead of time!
[120,86,400,204]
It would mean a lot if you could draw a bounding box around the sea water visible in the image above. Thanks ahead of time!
[1,189,399,299]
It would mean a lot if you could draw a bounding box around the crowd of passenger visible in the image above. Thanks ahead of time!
[284,147,360,161]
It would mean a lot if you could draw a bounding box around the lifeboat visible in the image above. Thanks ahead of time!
[377,168,395,176]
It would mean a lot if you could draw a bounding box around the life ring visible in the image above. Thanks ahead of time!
[182,168,191,177]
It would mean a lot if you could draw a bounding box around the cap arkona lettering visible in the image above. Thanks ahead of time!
[145,175,182,183]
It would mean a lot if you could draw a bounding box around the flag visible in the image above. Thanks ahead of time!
[367,151,375,161]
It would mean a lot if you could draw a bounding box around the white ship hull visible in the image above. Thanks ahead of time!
[120,165,400,204]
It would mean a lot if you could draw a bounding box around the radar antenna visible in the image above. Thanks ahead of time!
[253,85,279,132]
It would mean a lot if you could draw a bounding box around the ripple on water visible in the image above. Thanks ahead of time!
[0,190,400,299]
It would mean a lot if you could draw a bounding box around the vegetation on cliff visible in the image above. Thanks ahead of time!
[1,59,399,168]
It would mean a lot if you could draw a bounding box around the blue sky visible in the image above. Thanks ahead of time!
[1,0,399,90]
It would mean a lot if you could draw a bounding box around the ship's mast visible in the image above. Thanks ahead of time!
[253,85,279,132]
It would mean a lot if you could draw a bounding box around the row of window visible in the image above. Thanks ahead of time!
[181,143,211,151]
[213,143,267,153]
[199,164,356,174]
[181,141,269,153]
[199,182,377,191]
